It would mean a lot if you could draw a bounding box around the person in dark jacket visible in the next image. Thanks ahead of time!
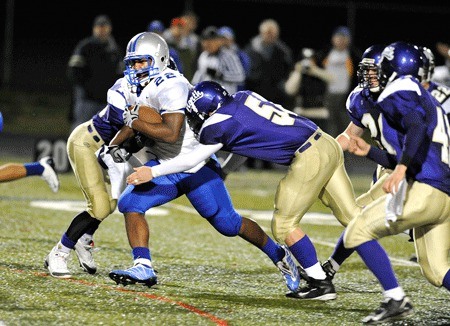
[67,15,124,131]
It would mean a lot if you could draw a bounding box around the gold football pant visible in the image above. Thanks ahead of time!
[344,181,450,286]
[67,121,116,220]
[272,130,362,242]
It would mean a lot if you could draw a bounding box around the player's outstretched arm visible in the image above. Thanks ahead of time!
[127,143,224,185]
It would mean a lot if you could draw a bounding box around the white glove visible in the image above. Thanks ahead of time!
[107,145,131,163]
[123,105,140,128]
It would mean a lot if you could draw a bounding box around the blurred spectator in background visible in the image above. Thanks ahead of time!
[245,19,293,169]
[180,11,200,54]
[192,26,245,94]
[67,15,124,132]
[218,26,251,90]
[191,26,248,173]
[245,19,293,108]
[433,42,450,87]
[147,20,183,73]
[285,47,332,132]
[163,14,199,81]
[315,26,362,137]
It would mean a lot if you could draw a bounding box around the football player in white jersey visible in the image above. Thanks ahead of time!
[107,32,300,292]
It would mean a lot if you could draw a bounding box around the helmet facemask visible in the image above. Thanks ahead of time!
[123,32,170,92]
[358,58,381,94]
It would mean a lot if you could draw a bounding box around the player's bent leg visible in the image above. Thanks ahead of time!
[186,160,301,292]
[414,220,450,288]
[355,173,390,207]
[111,171,179,287]
[108,212,157,287]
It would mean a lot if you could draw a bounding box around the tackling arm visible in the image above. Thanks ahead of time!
[127,143,224,184]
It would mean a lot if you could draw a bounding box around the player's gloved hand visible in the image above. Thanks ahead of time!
[123,105,140,128]
[107,145,131,163]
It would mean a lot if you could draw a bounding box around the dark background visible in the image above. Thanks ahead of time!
[1,0,449,94]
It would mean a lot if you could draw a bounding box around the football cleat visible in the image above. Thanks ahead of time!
[74,239,97,274]
[286,276,336,301]
[276,245,300,292]
[39,156,60,193]
[44,246,72,279]
[321,260,337,280]
[362,297,413,324]
[109,263,157,287]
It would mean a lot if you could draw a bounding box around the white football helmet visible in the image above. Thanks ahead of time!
[124,32,170,89]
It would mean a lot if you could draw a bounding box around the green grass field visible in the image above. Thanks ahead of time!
[0,156,449,325]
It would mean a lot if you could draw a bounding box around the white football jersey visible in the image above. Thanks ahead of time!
[121,68,206,173]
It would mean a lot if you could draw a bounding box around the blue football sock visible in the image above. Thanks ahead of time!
[289,235,319,269]
[331,231,355,265]
[61,233,76,249]
[262,237,284,264]
[442,269,450,291]
[132,247,151,261]
[356,240,399,290]
[24,162,44,176]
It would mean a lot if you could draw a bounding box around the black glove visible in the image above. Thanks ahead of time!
[107,145,131,163]
[122,132,152,153]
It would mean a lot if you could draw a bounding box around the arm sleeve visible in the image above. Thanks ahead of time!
[399,111,427,166]
[151,143,224,177]
[366,146,398,169]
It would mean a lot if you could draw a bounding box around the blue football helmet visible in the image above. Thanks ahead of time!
[186,81,232,135]
[357,44,385,93]
[419,46,435,83]
[379,41,423,87]
[123,32,170,90]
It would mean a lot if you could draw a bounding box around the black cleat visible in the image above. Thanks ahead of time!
[321,260,337,280]
[286,276,336,301]
[362,297,413,324]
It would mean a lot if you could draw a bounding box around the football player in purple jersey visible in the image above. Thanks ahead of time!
[127,79,370,300]
[44,76,146,278]
[343,41,449,323]
[419,46,450,119]
[321,44,403,279]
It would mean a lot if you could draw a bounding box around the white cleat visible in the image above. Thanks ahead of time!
[39,156,60,193]
[74,240,97,274]
[44,246,72,278]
